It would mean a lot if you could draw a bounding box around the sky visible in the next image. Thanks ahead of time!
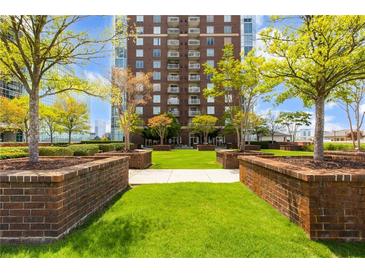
[77,15,347,133]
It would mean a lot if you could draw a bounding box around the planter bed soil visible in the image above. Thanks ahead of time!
[96,150,152,169]
[239,155,365,242]
[0,157,94,170]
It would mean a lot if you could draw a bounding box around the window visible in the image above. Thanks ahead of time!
[136,27,144,34]
[244,46,253,55]
[153,26,161,34]
[224,37,232,45]
[224,26,232,34]
[153,60,161,69]
[225,94,233,103]
[136,106,143,115]
[153,15,161,23]
[207,96,215,103]
[206,15,214,22]
[153,95,161,103]
[136,38,143,46]
[153,83,161,92]
[153,38,161,46]
[207,106,215,115]
[207,48,214,57]
[244,22,252,34]
[224,15,232,22]
[136,16,144,22]
[206,60,214,67]
[153,71,161,80]
[207,83,214,89]
[136,72,144,77]
[206,37,214,46]
[153,49,161,57]
[207,74,212,81]
[136,60,144,69]
[153,107,161,115]
[206,26,214,34]
[136,49,143,57]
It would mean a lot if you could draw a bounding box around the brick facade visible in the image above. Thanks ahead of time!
[97,150,152,169]
[239,155,365,241]
[216,150,271,169]
[197,144,215,151]
[0,156,129,244]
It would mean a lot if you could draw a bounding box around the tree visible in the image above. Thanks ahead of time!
[147,114,173,145]
[261,15,365,160]
[191,115,218,144]
[265,111,284,143]
[166,113,181,140]
[40,104,61,144]
[204,44,278,151]
[0,96,24,135]
[335,80,365,151]
[276,111,312,142]
[110,68,152,151]
[0,16,125,163]
[55,95,90,144]
[248,113,269,141]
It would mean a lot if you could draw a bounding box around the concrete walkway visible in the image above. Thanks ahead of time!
[129,169,239,185]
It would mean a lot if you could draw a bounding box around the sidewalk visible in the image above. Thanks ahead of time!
[129,169,239,185]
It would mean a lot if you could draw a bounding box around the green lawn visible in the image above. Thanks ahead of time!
[261,149,314,156]
[151,149,221,169]
[1,183,364,258]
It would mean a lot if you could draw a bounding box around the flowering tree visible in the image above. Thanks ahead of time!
[147,114,173,145]
[111,68,152,151]
[191,115,218,144]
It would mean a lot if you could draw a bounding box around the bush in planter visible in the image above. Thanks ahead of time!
[98,143,116,152]
[0,148,28,159]
[39,146,74,156]
[68,144,100,156]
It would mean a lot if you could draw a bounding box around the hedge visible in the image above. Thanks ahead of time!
[98,143,117,152]
[39,147,73,156]
[80,140,125,144]
[250,141,277,149]
[303,142,365,152]
[0,148,28,159]
[68,144,100,156]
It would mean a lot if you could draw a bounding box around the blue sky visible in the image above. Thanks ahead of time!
[77,15,346,132]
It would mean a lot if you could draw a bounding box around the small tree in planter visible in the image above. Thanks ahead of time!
[111,68,152,151]
[148,114,173,146]
[265,111,283,144]
[40,104,62,144]
[248,113,269,142]
[276,111,311,142]
[191,115,218,145]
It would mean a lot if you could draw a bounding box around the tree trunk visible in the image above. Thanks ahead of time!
[124,128,130,151]
[314,96,325,161]
[68,131,72,144]
[235,128,240,149]
[50,131,53,144]
[28,92,39,163]
[271,132,274,143]
[345,104,356,150]
[355,104,361,152]
[204,132,208,144]
[160,131,164,145]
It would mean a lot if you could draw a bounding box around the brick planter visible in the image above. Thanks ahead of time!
[0,156,129,244]
[216,150,273,169]
[279,145,303,151]
[267,143,280,149]
[152,145,171,151]
[239,155,365,242]
[96,150,152,169]
[324,151,365,161]
[197,144,216,151]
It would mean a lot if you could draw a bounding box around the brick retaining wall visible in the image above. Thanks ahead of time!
[197,144,216,151]
[96,150,152,169]
[217,150,273,169]
[239,155,365,241]
[0,156,129,244]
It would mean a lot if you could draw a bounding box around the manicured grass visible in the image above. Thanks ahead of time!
[261,149,314,156]
[1,183,364,258]
[151,149,221,169]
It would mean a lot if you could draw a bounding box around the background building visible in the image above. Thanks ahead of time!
[111,15,256,147]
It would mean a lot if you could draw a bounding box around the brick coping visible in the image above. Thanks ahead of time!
[238,155,365,182]
[98,149,151,155]
[0,156,128,183]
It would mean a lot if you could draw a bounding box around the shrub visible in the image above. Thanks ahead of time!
[0,147,28,159]
[68,144,100,156]
[250,141,276,149]
[39,146,73,156]
[98,143,117,152]
[81,140,123,144]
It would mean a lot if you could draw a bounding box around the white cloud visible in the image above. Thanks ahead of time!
[325,101,338,110]
[256,16,265,29]
[83,70,109,85]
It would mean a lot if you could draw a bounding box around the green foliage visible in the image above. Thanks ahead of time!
[166,114,181,139]
[68,144,100,156]
[98,144,117,152]
[303,142,365,152]
[276,111,312,141]
[39,147,74,156]
[250,141,276,149]
[0,148,28,159]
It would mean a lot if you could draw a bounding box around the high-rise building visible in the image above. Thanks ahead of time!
[111,15,256,147]
[94,119,107,138]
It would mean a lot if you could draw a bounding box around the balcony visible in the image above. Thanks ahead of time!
[188,16,200,27]
[167,50,180,58]
[188,39,200,48]
[167,98,180,105]
[167,39,179,48]
[188,86,200,93]
[188,28,200,37]
[189,98,201,105]
[188,62,200,70]
[189,74,200,81]
[167,28,180,37]
[168,109,180,117]
[167,63,180,70]
[189,109,201,116]
[168,86,179,93]
[167,16,179,27]
[188,50,200,59]
[167,74,180,81]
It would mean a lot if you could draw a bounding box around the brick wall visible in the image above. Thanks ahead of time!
[217,150,273,169]
[239,155,365,241]
[0,156,129,244]
[97,150,152,169]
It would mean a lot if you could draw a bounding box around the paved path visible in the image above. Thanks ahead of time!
[129,169,239,185]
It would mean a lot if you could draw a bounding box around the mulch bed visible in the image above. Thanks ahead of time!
[0,158,94,171]
[275,157,365,170]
